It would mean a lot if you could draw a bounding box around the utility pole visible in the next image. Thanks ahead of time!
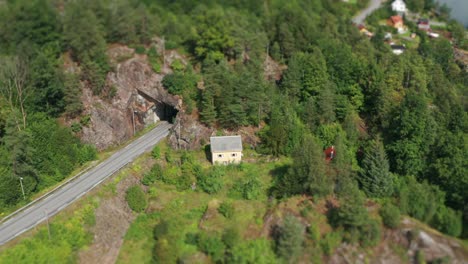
[177,119,181,150]
[19,177,25,200]
[131,107,136,136]
[161,36,166,69]
[44,209,51,240]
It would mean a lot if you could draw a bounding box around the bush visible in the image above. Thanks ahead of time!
[71,122,81,132]
[141,164,162,186]
[320,231,342,256]
[175,173,193,191]
[125,185,147,212]
[218,201,234,218]
[380,203,401,229]
[150,60,161,73]
[196,166,224,194]
[431,206,462,237]
[77,144,97,164]
[197,233,225,263]
[222,228,240,249]
[242,174,262,200]
[359,219,381,247]
[134,45,146,54]
[170,59,185,71]
[151,145,161,159]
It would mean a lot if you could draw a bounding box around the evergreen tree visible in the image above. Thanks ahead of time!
[276,214,304,262]
[200,90,216,126]
[290,133,331,197]
[63,73,83,118]
[359,140,393,198]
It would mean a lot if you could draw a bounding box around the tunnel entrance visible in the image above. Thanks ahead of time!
[135,90,178,124]
[153,101,178,123]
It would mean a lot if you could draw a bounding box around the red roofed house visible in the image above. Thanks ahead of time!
[388,15,404,29]
[324,146,335,162]
[418,18,430,31]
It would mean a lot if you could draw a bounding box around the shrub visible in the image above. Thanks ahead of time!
[170,59,185,71]
[242,174,262,200]
[359,219,381,247]
[142,164,162,186]
[196,166,224,194]
[175,173,193,191]
[150,59,161,73]
[125,185,147,212]
[229,239,276,263]
[151,145,161,159]
[197,233,225,263]
[218,202,234,218]
[379,203,401,229]
[431,206,462,237]
[134,45,146,54]
[80,115,91,126]
[320,231,342,256]
[77,144,97,164]
[222,228,240,249]
[165,150,173,163]
[71,122,81,132]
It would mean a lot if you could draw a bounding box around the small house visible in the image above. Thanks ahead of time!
[390,44,406,55]
[210,136,243,165]
[358,25,374,38]
[391,0,407,16]
[418,18,430,31]
[388,15,404,29]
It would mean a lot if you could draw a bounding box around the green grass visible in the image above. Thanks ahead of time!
[116,142,290,263]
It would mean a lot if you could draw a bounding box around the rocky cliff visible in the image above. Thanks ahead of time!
[74,45,181,150]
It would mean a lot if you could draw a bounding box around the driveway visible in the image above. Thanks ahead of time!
[353,0,386,25]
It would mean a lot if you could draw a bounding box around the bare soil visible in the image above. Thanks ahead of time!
[78,176,140,264]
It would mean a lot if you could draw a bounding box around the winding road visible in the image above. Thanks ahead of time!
[353,0,386,25]
[0,122,172,246]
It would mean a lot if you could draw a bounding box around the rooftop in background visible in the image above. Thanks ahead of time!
[210,136,243,152]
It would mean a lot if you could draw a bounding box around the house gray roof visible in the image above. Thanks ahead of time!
[210,136,243,152]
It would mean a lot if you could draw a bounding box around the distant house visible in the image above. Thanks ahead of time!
[210,136,242,165]
[391,0,407,16]
[390,44,406,55]
[418,18,430,31]
[324,146,335,162]
[358,25,374,38]
[388,15,404,29]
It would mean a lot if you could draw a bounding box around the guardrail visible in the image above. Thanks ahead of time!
[0,161,98,225]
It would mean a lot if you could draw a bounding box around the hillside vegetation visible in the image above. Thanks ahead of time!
[0,0,466,263]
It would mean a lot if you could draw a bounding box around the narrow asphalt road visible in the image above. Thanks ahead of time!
[353,0,386,25]
[0,122,172,246]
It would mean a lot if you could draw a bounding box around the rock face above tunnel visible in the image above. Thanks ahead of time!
[79,45,181,150]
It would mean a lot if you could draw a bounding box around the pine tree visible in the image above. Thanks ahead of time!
[290,133,331,197]
[200,90,216,126]
[276,214,304,262]
[359,140,393,198]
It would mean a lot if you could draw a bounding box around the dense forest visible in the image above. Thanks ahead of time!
[0,0,466,261]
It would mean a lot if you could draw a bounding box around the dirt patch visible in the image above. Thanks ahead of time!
[78,176,140,264]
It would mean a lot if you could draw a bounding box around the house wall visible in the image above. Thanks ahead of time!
[212,151,242,164]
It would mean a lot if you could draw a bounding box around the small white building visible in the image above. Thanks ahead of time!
[391,0,407,16]
[210,136,243,165]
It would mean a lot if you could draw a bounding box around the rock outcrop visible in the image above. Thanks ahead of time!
[77,45,181,150]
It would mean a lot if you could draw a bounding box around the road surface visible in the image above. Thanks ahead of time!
[0,122,172,246]
[353,0,386,25]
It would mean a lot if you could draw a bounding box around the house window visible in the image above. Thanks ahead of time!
[217,154,223,158]
[231,153,237,157]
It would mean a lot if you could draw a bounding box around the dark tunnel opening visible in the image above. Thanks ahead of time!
[153,101,178,123]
